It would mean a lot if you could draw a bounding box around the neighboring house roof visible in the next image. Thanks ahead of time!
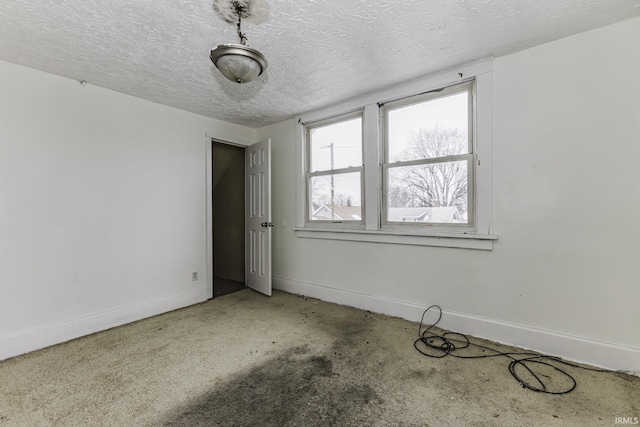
[312,204,362,221]
[425,206,461,223]
[388,206,462,223]
[313,204,462,223]
[387,207,430,222]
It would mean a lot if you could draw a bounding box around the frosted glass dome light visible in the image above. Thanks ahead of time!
[210,43,268,84]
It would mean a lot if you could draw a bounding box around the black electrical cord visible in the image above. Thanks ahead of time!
[413,305,609,395]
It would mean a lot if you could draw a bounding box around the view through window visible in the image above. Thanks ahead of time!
[383,82,473,227]
[303,80,478,233]
[306,114,363,223]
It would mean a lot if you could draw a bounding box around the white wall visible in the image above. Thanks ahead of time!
[0,60,255,360]
[257,17,640,373]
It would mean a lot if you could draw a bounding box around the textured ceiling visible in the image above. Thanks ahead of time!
[1,0,639,128]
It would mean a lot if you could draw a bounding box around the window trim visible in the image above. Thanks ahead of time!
[304,111,365,229]
[381,80,475,232]
[293,227,497,250]
[294,60,495,249]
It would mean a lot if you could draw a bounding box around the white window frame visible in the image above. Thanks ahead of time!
[304,111,365,229]
[294,60,497,250]
[381,80,475,233]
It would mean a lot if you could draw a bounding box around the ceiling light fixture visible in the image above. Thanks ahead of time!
[210,0,268,84]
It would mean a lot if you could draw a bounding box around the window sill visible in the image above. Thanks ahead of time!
[294,228,497,250]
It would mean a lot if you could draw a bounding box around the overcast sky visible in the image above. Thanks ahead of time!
[310,91,468,171]
[308,91,469,208]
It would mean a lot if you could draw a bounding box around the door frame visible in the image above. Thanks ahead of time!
[206,137,250,299]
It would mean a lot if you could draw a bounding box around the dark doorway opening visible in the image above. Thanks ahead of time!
[212,141,246,298]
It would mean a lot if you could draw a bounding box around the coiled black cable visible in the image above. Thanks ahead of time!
[413,305,609,395]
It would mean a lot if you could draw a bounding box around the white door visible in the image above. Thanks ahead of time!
[246,139,272,296]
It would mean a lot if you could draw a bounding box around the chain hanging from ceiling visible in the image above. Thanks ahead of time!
[210,0,270,84]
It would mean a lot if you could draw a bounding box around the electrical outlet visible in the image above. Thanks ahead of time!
[192,271,198,281]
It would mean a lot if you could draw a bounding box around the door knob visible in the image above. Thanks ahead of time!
[261,222,275,227]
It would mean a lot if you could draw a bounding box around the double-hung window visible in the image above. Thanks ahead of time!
[296,63,495,249]
[305,112,364,226]
[382,81,474,231]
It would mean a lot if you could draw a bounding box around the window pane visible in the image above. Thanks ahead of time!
[387,161,468,224]
[388,92,468,163]
[309,172,362,221]
[310,117,362,171]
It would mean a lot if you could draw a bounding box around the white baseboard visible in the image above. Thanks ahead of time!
[273,276,640,375]
[0,287,209,362]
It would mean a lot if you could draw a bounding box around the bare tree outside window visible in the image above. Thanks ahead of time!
[383,82,473,226]
[300,78,485,234]
[309,173,361,220]
[306,113,364,223]
[388,126,468,219]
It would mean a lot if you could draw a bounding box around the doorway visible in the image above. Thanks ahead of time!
[212,141,246,298]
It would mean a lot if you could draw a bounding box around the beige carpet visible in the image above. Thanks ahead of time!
[0,289,638,426]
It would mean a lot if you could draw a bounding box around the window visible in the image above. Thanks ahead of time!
[296,63,495,249]
[382,81,474,230]
[305,113,364,226]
